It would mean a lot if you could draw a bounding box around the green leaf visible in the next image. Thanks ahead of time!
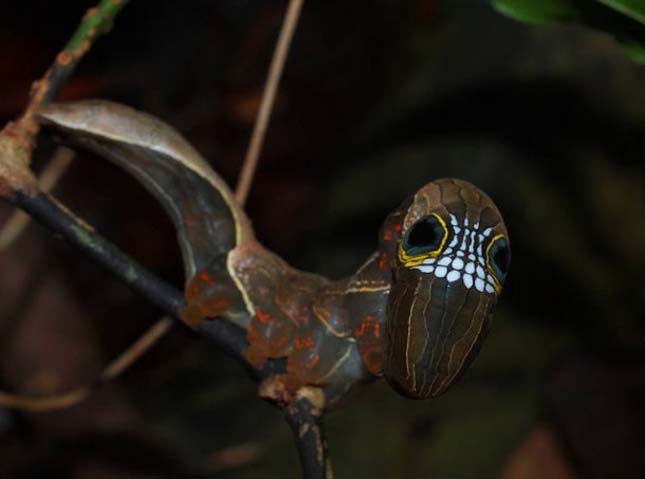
[492,0,645,63]
[492,0,576,25]
[621,37,645,62]
[596,0,645,24]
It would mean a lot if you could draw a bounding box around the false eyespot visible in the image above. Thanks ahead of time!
[398,213,448,267]
[486,234,510,285]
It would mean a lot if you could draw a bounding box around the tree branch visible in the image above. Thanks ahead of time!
[10,189,285,379]
[235,0,304,206]
[12,186,326,478]
[0,2,329,477]
[14,191,183,315]
[14,0,129,143]
[0,147,73,251]
[285,396,331,479]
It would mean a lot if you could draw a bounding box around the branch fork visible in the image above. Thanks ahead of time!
[0,1,325,477]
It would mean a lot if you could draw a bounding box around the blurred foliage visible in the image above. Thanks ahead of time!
[492,0,645,62]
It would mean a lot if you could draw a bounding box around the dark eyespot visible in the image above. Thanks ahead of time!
[403,214,447,256]
[487,236,510,282]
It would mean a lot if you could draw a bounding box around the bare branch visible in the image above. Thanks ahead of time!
[235,0,305,206]
[101,316,173,380]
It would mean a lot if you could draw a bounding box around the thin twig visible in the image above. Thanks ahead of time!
[231,4,333,471]
[235,0,304,206]
[0,147,74,252]
[101,317,173,379]
[206,442,265,472]
[0,387,91,412]
[0,317,173,412]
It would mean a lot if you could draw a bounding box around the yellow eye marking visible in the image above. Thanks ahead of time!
[397,213,449,267]
[485,233,506,292]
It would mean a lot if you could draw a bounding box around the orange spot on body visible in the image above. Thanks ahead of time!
[356,314,381,338]
[201,295,232,317]
[383,229,393,241]
[267,335,289,354]
[294,336,315,350]
[244,344,268,369]
[247,323,262,342]
[198,271,216,286]
[185,279,203,302]
[307,354,321,369]
[180,303,204,329]
[378,253,388,270]
[362,348,384,376]
[255,309,272,325]
[247,319,290,358]
[185,271,219,305]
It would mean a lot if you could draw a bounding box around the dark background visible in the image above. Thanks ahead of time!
[1,1,644,477]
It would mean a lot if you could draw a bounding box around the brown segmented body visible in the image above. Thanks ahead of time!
[40,101,510,404]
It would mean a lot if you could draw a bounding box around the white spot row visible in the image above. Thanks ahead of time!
[423,257,486,275]
[413,264,497,294]
[410,214,498,293]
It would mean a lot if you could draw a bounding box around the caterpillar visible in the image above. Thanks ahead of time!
[39,100,510,404]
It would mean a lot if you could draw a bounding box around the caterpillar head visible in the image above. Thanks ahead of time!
[380,178,510,399]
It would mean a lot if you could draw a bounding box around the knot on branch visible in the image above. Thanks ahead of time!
[0,126,38,200]
[258,374,326,412]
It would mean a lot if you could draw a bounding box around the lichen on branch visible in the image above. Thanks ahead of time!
[63,0,128,61]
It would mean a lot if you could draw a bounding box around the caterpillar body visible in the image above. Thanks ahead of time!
[40,101,510,404]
